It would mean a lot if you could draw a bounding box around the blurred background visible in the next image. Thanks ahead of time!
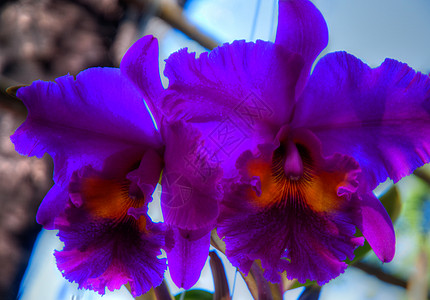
[0,0,429,299]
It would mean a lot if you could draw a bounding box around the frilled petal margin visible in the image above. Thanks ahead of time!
[11,68,161,186]
[275,0,328,96]
[163,40,303,128]
[293,51,430,190]
[218,130,365,284]
[55,166,167,297]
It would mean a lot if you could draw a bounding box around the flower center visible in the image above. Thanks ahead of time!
[69,171,148,232]
[80,178,145,220]
[270,137,315,189]
[282,139,304,180]
[245,133,356,214]
[245,141,313,209]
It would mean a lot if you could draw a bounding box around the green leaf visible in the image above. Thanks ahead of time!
[379,185,401,222]
[345,239,372,265]
[174,289,213,300]
[288,279,317,290]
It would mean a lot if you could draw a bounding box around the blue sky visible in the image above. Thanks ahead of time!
[174,0,430,73]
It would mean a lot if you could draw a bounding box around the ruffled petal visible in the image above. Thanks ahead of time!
[55,166,167,297]
[11,68,161,186]
[166,228,210,289]
[275,0,328,96]
[163,40,303,128]
[120,35,164,124]
[36,184,68,229]
[161,121,222,231]
[356,191,395,262]
[293,52,430,189]
[218,130,364,284]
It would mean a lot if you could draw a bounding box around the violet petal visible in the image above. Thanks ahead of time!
[294,51,430,189]
[356,191,396,263]
[218,132,364,284]
[161,121,222,231]
[56,166,167,296]
[120,35,164,124]
[275,0,328,97]
[36,184,68,229]
[11,68,161,186]
[163,40,303,127]
[167,228,210,289]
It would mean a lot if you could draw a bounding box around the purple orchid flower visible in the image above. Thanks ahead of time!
[160,0,430,285]
[11,34,222,295]
[10,36,171,297]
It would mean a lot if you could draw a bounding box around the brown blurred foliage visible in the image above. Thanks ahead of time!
[0,0,123,83]
[0,0,163,299]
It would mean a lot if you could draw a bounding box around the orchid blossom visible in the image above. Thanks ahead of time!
[160,0,430,285]
[10,0,430,295]
[10,35,222,296]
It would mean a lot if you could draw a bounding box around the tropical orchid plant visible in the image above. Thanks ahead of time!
[9,0,430,299]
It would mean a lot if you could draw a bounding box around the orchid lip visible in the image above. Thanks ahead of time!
[283,139,304,180]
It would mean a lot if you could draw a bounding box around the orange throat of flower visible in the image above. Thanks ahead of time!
[79,177,148,232]
[246,141,348,214]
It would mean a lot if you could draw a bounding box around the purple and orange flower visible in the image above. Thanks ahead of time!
[161,0,430,285]
[10,35,223,296]
[10,0,430,296]
[10,57,170,295]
